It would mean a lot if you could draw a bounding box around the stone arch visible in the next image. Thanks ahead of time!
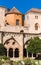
[24,39,31,46]
[35,23,39,30]
[9,48,13,57]
[4,37,21,49]
[14,48,19,58]
[4,37,20,46]
[4,37,15,45]
[24,37,39,58]
[24,37,39,46]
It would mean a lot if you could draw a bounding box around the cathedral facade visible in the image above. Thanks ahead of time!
[0,6,41,61]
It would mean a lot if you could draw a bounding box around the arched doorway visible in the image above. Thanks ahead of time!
[14,48,19,58]
[9,48,13,57]
[23,48,27,57]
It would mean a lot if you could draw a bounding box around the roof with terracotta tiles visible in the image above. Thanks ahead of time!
[26,8,41,14]
[6,7,22,15]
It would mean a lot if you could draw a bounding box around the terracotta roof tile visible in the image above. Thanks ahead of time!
[6,7,22,14]
[26,8,41,14]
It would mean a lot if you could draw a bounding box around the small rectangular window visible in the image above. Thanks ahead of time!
[35,23,38,30]
[35,16,38,19]
[16,19,19,25]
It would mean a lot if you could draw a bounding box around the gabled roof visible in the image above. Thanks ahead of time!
[6,7,22,15]
[26,8,41,14]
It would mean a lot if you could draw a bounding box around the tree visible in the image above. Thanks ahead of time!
[27,37,41,57]
[0,43,7,56]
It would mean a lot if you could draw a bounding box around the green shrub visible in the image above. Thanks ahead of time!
[23,58,32,65]
[0,60,2,65]
[12,61,21,65]
[10,61,13,65]
[31,60,36,65]
[0,62,2,65]
[0,55,9,60]
[17,61,22,65]
[32,62,36,65]
[0,44,6,56]
[2,55,9,60]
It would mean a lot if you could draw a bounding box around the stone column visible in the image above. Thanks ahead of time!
[32,53,33,58]
[27,52,28,58]
[36,53,38,57]
[13,49,15,58]
[7,49,9,57]
[20,49,23,60]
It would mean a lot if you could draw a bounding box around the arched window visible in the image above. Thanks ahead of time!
[35,23,38,30]
[9,48,13,57]
[14,48,19,58]
[20,30,24,33]
[16,19,19,25]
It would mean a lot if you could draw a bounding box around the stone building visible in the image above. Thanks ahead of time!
[0,6,41,61]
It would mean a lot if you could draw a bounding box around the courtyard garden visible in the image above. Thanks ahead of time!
[0,37,41,65]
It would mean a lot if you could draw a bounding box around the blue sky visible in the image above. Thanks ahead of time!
[0,0,41,14]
